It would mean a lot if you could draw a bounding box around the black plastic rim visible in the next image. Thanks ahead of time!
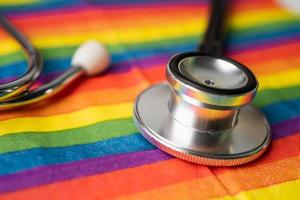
[168,52,258,95]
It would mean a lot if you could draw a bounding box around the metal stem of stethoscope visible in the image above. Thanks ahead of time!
[0,14,110,110]
[133,0,271,166]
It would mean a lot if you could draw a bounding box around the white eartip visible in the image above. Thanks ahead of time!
[71,40,110,76]
[277,0,300,15]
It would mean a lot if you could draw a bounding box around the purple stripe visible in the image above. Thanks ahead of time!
[25,55,169,84]
[8,5,91,18]
[229,37,300,55]
[0,149,170,194]
[272,116,300,139]
[109,54,170,73]
[0,77,20,85]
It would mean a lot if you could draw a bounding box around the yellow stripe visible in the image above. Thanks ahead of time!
[0,102,132,136]
[0,0,39,5]
[0,19,204,56]
[215,179,300,200]
[230,8,295,29]
[0,9,297,56]
[259,68,300,91]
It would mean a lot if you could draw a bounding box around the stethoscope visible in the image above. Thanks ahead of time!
[133,0,271,166]
[0,0,271,167]
[0,14,110,110]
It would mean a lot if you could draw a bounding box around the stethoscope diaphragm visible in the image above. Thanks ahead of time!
[134,53,271,166]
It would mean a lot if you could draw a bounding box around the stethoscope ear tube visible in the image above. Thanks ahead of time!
[0,15,110,110]
[0,15,82,109]
[198,0,229,56]
[0,14,42,100]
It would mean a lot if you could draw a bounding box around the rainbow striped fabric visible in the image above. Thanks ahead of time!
[0,0,300,199]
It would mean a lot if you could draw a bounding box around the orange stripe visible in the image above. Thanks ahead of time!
[0,1,281,39]
[212,156,300,195]
[136,65,165,84]
[117,176,229,200]
[231,0,277,12]
[9,0,278,31]
[21,69,148,94]
[0,67,157,121]
[117,157,300,199]
[0,67,150,121]
[232,42,300,74]
[0,7,205,38]
[1,133,299,200]
[68,67,151,92]
[0,83,147,121]
[140,42,300,77]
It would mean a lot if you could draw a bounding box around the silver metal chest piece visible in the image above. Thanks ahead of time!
[134,52,271,166]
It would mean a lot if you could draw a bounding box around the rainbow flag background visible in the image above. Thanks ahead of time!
[0,0,300,199]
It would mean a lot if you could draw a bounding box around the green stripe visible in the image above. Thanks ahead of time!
[231,18,300,33]
[0,45,121,67]
[0,50,26,66]
[39,45,126,59]
[0,118,137,154]
[254,84,300,107]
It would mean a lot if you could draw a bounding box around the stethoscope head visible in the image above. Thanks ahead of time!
[134,52,271,166]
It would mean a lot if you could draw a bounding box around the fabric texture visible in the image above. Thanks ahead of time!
[0,0,300,199]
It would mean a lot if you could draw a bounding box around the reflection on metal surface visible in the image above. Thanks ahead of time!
[134,83,270,166]
[179,56,248,89]
[168,91,239,132]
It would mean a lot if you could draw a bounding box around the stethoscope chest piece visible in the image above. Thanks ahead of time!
[134,52,271,166]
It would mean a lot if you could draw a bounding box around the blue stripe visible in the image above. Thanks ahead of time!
[1,0,204,13]
[0,1,85,14]
[0,134,154,176]
[262,98,300,124]
[91,0,205,4]
[229,30,300,52]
